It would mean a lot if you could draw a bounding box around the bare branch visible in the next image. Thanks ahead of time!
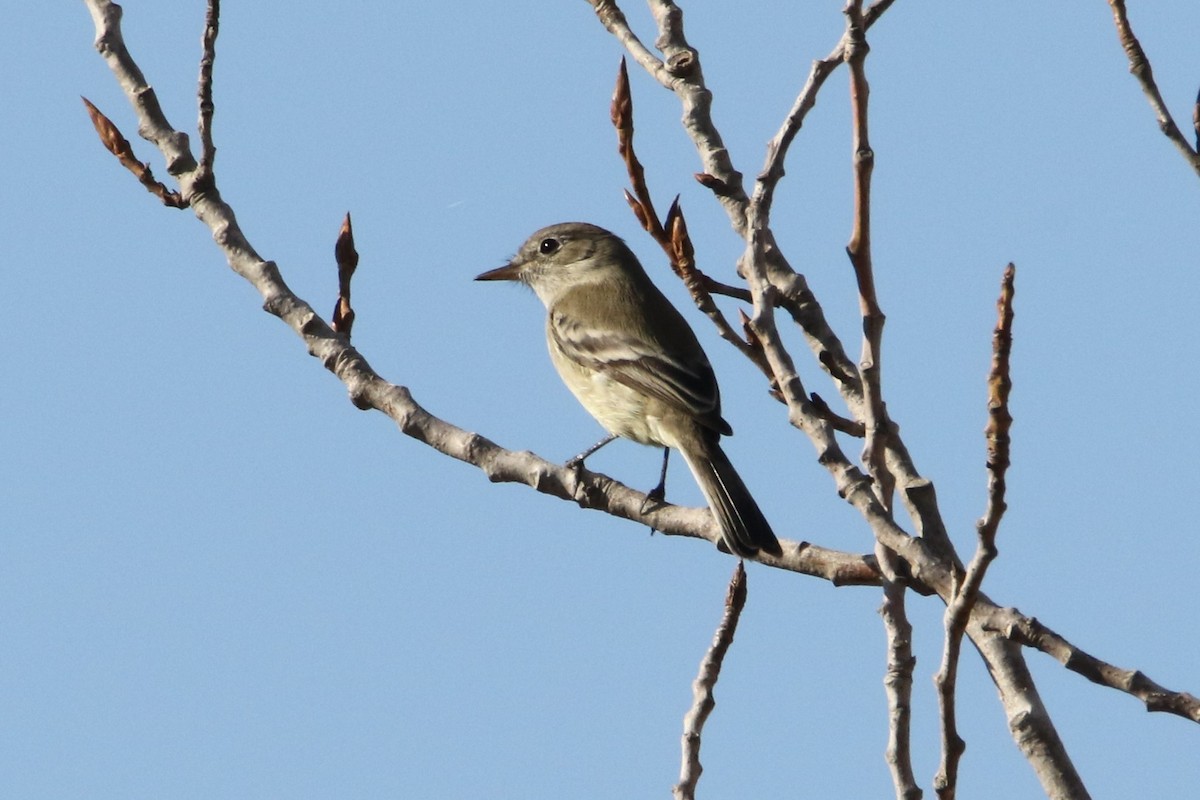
[1106,0,1200,177]
[195,0,219,187]
[589,1,670,84]
[934,264,1016,798]
[737,225,946,594]
[588,0,751,229]
[809,392,866,437]
[880,581,922,800]
[965,616,1093,800]
[987,606,1200,724]
[80,0,892,590]
[673,562,748,800]
[86,0,198,181]
[843,10,916,796]
[755,0,897,218]
[843,0,893,514]
[590,4,944,559]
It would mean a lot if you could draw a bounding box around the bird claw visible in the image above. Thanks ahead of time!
[639,483,665,515]
[640,480,667,535]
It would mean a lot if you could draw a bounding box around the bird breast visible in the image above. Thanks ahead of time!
[547,343,677,448]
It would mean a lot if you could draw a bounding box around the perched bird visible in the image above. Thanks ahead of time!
[476,222,782,558]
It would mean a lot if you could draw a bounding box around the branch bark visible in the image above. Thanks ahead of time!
[1106,0,1200,177]
[934,264,1016,799]
[673,563,748,800]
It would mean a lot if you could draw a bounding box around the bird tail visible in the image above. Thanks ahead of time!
[679,436,782,558]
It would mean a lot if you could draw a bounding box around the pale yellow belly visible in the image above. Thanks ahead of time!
[548,344,679,448]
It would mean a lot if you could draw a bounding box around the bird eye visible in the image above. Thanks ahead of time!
[539,237,560,255]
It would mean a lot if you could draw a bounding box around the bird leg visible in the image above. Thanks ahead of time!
[640,448,671,537]
[565,433,617,470]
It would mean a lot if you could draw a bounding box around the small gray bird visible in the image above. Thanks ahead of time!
[476,222,782,559]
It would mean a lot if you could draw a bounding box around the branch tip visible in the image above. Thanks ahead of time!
[674,561,747,799]
[81,96,187,208]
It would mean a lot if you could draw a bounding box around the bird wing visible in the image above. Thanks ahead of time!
[549,309,731,436]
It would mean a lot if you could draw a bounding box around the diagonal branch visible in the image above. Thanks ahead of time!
[1106,0,1200,177]
[986,606,1200,723]
[747,0,897,223]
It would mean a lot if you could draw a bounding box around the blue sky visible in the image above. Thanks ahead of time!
[4,3,1200,798]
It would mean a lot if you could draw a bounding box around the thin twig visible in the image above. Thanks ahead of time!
[754,0,896,217]
[1106,0,1200,177]
[611,58,665,241]
[843,0,892,514]
[843,11,916,795]
[809,392,866,437]
[195,0,219,188]
[673,562,748,800]
[933,264,1016,799]
[590,1,670,84]
[81,97,187,208]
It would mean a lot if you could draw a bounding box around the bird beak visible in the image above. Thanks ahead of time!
[475,261,522,282]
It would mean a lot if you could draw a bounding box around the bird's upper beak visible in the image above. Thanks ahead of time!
[475,261,523,282]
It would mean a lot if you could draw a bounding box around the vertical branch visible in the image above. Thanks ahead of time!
[843,0,891,512]
[1106,0,1200,177]
[195,0,220,188]
[880,581,922,800]
[934,265,1016,799]
[844,8,918,798]
[673,562,748,800]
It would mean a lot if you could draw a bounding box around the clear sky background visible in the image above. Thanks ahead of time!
[4,3,1199,798]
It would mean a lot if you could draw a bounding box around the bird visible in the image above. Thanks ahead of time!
[476,222,782,559]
